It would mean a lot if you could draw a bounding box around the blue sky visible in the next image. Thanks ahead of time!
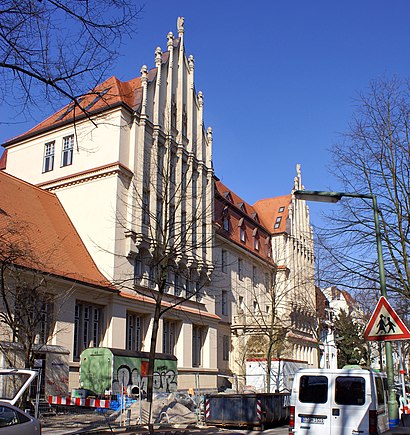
[2,0,410,223]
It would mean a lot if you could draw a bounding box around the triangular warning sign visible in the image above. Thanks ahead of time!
[364,296,410,341]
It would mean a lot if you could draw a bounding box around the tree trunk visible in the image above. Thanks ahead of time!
[146,296,162,433]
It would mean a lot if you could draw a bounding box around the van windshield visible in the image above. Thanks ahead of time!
[335,376,365,405]
[299,375,328,403]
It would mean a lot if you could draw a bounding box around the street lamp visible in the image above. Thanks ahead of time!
[294,189,399,427]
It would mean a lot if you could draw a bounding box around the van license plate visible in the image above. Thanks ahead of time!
[301,417,324,424]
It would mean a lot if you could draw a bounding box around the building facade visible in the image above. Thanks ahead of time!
[1,18,319,393]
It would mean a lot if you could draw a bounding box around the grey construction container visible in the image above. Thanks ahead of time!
[204,392,290,428]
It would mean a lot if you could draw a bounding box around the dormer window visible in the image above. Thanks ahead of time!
[274,216,282,229]
[223,191,233,202]
[222,206,230,232]
[251,212,259,222]
[278,206,285,213]
[253,228,259,250]
[238,218,245,242]
[238,202,246,212]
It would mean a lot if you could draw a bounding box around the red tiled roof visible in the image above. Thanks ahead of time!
[0,171,113,289]
[2,40,183,148]
[215,180,259,218]
[253,195,292,233]
[0,149,7,170]
[214,180,274,263]
[2,74,149,146]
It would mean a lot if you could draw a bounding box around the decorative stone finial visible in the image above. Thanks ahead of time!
[140,65,148,81]
[177,17,185,35]
[167,32,174,50]
[198,91,203,108]
[188,55,195,72]
[207,127,213,140]
[155,47,162,65]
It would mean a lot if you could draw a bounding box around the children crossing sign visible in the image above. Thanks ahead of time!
[364,296,410,341]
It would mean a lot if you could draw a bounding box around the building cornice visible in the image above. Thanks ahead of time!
[37,161,133,191]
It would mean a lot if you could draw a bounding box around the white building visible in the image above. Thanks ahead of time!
[2,17,218,391]
[1,18,319,393]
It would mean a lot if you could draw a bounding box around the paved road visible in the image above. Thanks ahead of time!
[42,424,289,435]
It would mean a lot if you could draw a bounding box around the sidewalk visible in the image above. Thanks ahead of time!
[385,426,410,434]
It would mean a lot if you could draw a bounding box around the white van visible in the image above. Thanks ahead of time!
[289,368,389,435]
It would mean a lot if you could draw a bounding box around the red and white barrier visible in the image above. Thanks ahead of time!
[48,395,110,409]
[256,399,262,422]
[205,398,210,419]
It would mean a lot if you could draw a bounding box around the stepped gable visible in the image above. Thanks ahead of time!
[253,194,292,233]
[2,36,182,148]
[0,171,113,290]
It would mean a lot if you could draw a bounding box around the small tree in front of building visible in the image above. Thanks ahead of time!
[334,309,368,367]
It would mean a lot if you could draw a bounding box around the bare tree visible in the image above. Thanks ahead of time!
[0,0,142,123]
[0,219,56,369]
[114,134,214,428]
[228,257,317,392]
[319,77,410,302]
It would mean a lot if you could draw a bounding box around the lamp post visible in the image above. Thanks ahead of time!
[294,189,399,427]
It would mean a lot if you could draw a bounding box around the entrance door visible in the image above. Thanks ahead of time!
[330,375,369,435]
[295,374,332,435]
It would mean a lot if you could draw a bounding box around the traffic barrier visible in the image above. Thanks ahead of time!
[205,398,210,419]
[256,399,262,422]
[48,395,110,409]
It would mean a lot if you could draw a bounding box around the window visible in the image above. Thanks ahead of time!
[238,296,244,311]
[174,273,181,296]
[142,190,150,225]
[222,207,230,232]
[253,300,258,313]
[278,206,285,213]
[254,237,259,250]
[238,218,246,242]
[274,216,282,229]
[126,313,143,351]
[299,375,328,403]
[133,254,142,284]
[148,265,156,289]
[186,280,194,299]
[192,325,204,367]
[252,266,257,284]
[223,215,230,232]
[181,211,187,247]
[61,135,74,167]
[43,142,55,172]
[169,205,176,240]
[0,405,31,428]
[38,301,53,344]
[238,258,243,281]
[74,302,103,359]
[375,377,386,406]
[163,320,175,354]
[156,197,163,227]
[14,294,53,346]
[223,335,229,361]
[335,376,365,406]
[221,250,227,273]
[222,291,228,315]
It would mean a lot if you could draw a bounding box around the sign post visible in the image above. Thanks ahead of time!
[365,297,410,419]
